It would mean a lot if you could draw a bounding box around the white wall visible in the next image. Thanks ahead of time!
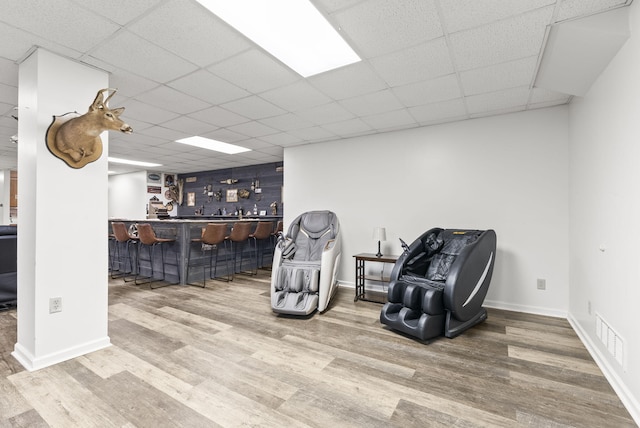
[108,171,148,220]
[108,171,178,220]
[285,106,570,316]
[568,2,640,421]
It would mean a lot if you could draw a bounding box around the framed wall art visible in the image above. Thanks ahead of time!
[226,188,238,202]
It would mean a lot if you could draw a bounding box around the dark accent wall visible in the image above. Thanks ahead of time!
[177,162,283,217]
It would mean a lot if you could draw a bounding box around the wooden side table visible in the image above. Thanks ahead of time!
[353,253,399,303]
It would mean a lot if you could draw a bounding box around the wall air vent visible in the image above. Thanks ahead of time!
[595,313,625,370]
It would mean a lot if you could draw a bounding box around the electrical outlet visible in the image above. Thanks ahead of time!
[588,300,592,315]
[537,278,546,290]
[49,297,62,314]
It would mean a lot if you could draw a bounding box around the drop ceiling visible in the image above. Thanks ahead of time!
[0,0,633,174]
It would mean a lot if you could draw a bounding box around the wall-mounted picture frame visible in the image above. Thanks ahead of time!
[226,188,238,202]
[187,192,196,207]
[164,174,175,187]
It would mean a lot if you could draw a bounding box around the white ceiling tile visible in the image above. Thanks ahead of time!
[189,106,250,127]
[288,126,337,141]
[369,38,454,87]
[227,121,279,138]
[334,0,443,57]
[321,118,373,136]
[555,0,630,22]
[136,86,210,114]
[392,74,462,107]
[202,128,251,144]
[361,108,417,131]
[128,0,251,67]
[340,89,404,116]
[450,6,554,71]
[529,87,571,105]
[440,0,556,33]
[90,30,198,83]
[409,98,468,124]
[465,86,531,114]
[168,69,250,104]
[107,69,160,98]
[296,102,355,125]
[75,0,162,26]
[221,96,286,120]
[460,56,538,96]
[0,58,18,88]
[1,0,120,53]
[162,116,218,136]
[261,81,332,112]
[208,49,300,93]
[120,99,181,124]
[308,61,387,100]
[138,125,188,141]
[0,22,79,62]
[260,132,304,146]
[0,83,17,105]
[258,114,315,131]
[313,0,364,13]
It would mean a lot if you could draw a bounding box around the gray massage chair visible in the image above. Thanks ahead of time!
[380,228,496,341]
[271,211,341,315]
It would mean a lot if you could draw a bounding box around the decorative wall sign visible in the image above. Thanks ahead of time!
[147,173,161,182]
[147,186,161,194]
[185,176,197,183]
[187,192,196,207]
[226,189,238,202]
[45,88,132,169]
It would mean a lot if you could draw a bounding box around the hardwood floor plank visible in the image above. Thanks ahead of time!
[0,272,634,427]
[282,334,416,379]
[508,344,602,376]
[8,364,131,427]
[0,378,32,420]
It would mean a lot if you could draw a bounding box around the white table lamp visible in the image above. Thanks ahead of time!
[373,227,386,257]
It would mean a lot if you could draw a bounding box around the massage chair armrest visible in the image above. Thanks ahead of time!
[443,229,496,321]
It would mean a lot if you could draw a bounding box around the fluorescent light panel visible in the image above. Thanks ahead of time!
[108,157,162,167]
[195,0,361,77]
[176,136,251,154]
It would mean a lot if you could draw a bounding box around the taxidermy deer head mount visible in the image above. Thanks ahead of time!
[46,88,133,169]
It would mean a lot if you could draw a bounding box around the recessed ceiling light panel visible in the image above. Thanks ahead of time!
[195,0,361,77]
[107,157,162,167]
[176,136,251,154]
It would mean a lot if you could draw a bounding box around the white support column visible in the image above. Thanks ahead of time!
[0,170,9,224]
[13,49,111,370]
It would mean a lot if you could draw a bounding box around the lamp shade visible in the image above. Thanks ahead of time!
[373,227,386,242]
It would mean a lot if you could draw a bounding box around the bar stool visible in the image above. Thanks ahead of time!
[248,221,274,273]
[186,223,231,287]
[225,222,253,278]
[135,223,179,288]
[270,220,284,247]
[110,222,138,281]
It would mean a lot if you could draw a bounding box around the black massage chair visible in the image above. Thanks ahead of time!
[380,228,496,341]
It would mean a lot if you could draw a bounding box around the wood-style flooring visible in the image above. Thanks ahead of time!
[0,271,636,427]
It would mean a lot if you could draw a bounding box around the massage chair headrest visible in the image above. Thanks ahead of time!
[290,211,338,239]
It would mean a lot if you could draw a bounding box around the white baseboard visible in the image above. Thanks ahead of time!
[483,299,568,318]
[12,336,111,372]
[568,314,640,426]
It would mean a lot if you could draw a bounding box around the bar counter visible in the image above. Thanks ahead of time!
[108,217,281,285]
